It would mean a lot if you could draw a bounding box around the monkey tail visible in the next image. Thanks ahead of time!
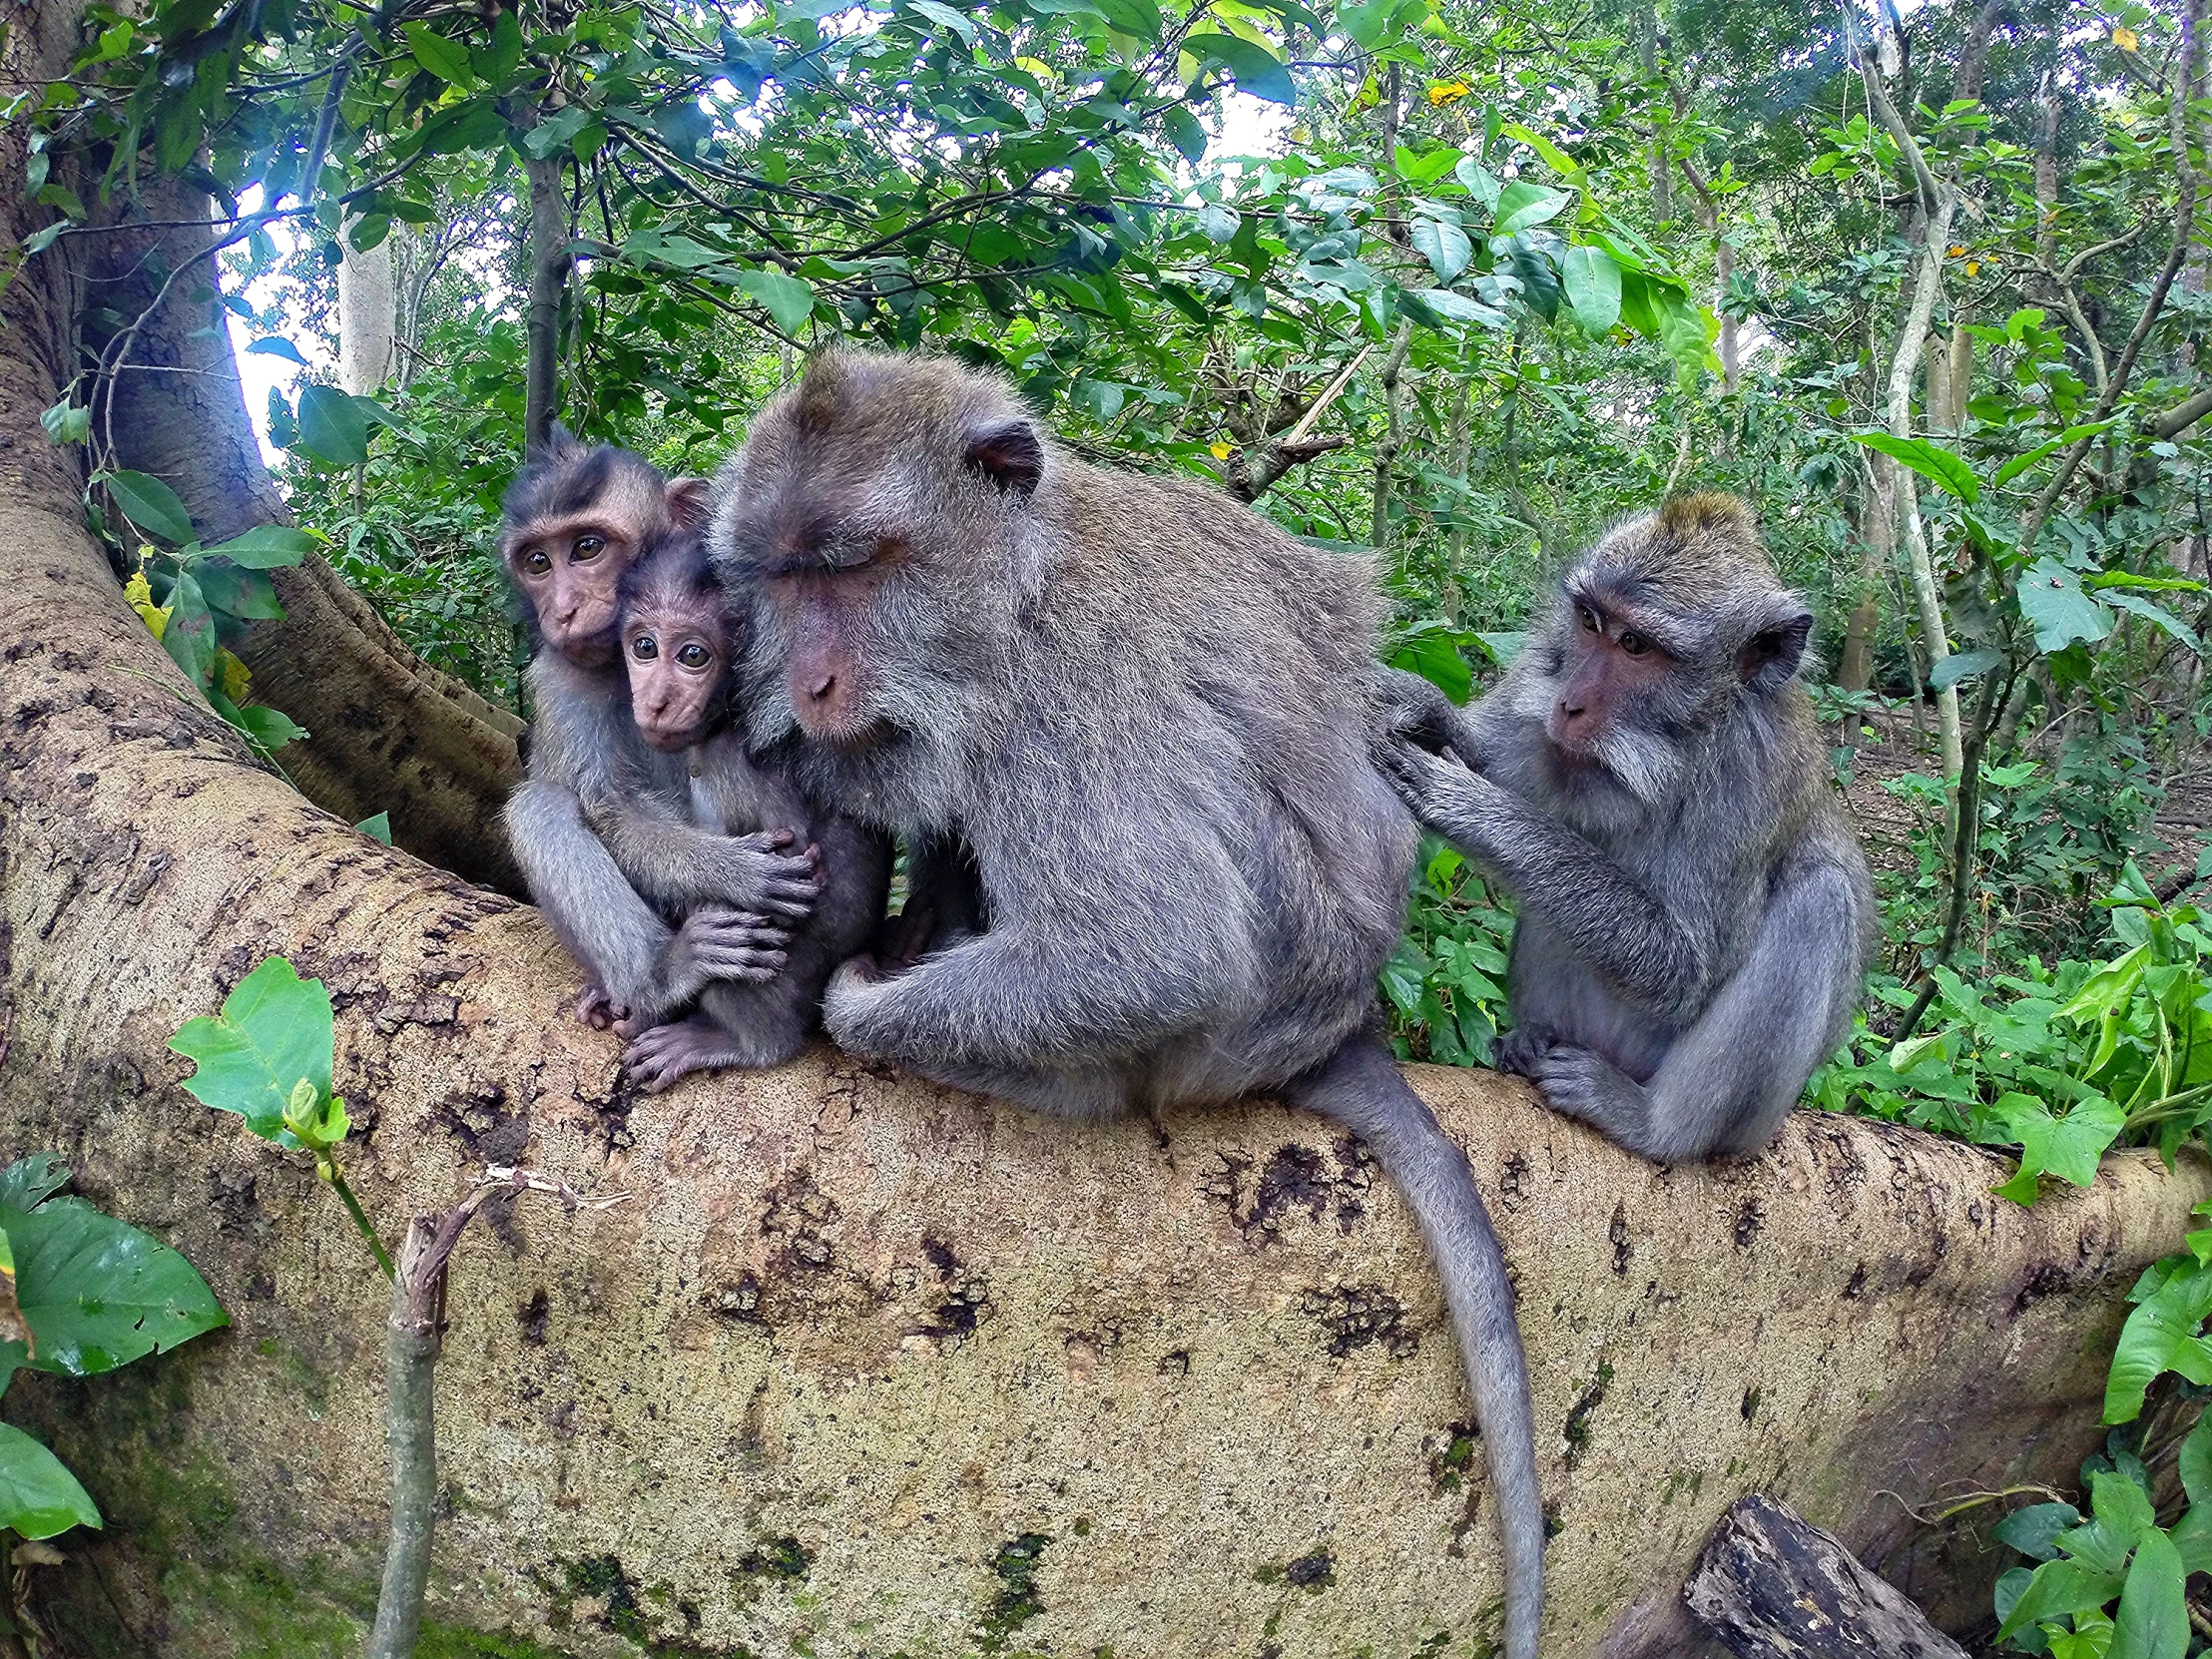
[1285,1036,1544,1659]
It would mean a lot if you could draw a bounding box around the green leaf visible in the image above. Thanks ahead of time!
[167,956,334,1145]
[482,7,524,80]
[245,336,309,366]
[1928,647,2003,691]
[0,1196,226,1380]
[1993,1093,2125,1195]
[40,400,88,446]
[193,561,280,621]
[1388,631,1472,703]
[2180,1419,2212,1505]
[1492,181,1568,236]
[1409,218,1471,283]
[402,22,474,85]
[1338,0,1397,48]
[1197,34,1294,105]
[1851,432,1979,503]
[1561,245,1620,333]
[201,525,315,569]
[1997,1502,2083,1562]
[2103,592,2199,652]
[735,269,818,333]
[0,1158,69,1214]
[1092,0,1161,39]
[295,384,369,466]
[2109,1527,2187,1659]
[0,1424,100,1539]
[1404,287,1508,330]
[354,812,393,845]
[1997,1559,2125,1641]
[2018,558,2116,654]
[1994,421,2117,488]
[1161,104,1207,165]
[230,704,308,751]
[2105,1256,2212,1423]
[1198,204,1239,243]
[906,0,976,38]
[1498,122,1583,183]
[162,569,217,690]
[100,470,196,544]
[2174,1504,2212,1574]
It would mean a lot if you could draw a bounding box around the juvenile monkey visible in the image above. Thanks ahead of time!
[1375,493,1872,1163]
[709,350,1545,1659]
[610,528,890,1091]
[497,432,822,1035]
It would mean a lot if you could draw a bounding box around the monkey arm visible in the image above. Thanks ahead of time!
[587,798,822,918]
[505,781,680,1019]
[1377,739,1713,1015]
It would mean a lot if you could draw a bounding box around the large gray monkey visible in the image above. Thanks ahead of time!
[707,350,1545,1659]
[1375,492,1873,1162]
[497,434,824,1036]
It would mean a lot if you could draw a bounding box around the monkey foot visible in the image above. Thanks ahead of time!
[623,1014,755,1094]
[1490,1025,1559,1078]
[575,985,628,1030]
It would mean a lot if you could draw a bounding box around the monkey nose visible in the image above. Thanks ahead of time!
[808,674,836,702]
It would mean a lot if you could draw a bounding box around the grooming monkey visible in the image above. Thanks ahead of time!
[708,351,1545,1659]
[498,432,824,1037]
[609,528,890,1090]
[1376,493,1872,1162]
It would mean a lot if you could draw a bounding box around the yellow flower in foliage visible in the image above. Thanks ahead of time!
[124,570,170,641]
[1966,260,1981,276]
[2112,24,2139,51]
[1210,440,1234,460]
[1428,80,1470,106]
[1947,245,1966,258]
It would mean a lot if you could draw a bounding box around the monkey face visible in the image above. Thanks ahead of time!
[623,608,728,752]
[1547,593,1677,760]
[507,520,636,662]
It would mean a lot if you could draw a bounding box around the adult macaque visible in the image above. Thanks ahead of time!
[497,431,820,1036]
[708,351,1544,1659]
[610,529,890,1090]
[1375,493,1872,1163]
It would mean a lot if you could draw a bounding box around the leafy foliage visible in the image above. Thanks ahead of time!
[0,1157,226,1542]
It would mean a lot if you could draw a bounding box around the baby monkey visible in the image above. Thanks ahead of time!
[610,527,889,1091]
[499,431,826,1040]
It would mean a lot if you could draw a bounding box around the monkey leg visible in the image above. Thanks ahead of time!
[1531,865,1861,1162]
[621,1003,807,1094]
[1283,1037,1544,1659]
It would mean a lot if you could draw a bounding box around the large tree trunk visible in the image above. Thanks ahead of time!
[337,221,397,396]
[78,190,525,891]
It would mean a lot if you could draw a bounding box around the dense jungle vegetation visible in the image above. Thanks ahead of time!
[5,0,2212,1647]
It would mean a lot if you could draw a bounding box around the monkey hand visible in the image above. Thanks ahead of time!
[715,830,826,919]
[1373,666,1459,754]
[1374,727,1485,815]
[650,907,793,1024]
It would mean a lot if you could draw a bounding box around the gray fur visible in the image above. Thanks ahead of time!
[501,441,823,1034]
[1376,492,1874,1163]
[707,348,1545,1659]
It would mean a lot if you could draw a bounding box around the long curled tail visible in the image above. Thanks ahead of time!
[1286,1036,1544,1659]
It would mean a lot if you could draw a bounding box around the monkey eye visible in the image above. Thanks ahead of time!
[1578,604,1600,633]
[1618,631,1649,657]
[677,642,712,670]
[631,634,658,661]
[573,534,605,561]
[523,549,552,576]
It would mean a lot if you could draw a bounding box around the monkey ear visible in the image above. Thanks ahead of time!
[667,477,710,530]
[965,419,1044,498]
[1739,609,1813,694]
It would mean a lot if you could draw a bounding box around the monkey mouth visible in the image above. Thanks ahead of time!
[638,721,704,753]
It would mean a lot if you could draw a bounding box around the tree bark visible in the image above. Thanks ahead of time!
[1837,452,1896,694]
[75,191,525,890]
[525,150,571,449]
[1685,1495,1969,1659]
[337,220,397,396]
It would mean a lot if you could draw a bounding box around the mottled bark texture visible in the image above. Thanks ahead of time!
[80,182,524,891]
